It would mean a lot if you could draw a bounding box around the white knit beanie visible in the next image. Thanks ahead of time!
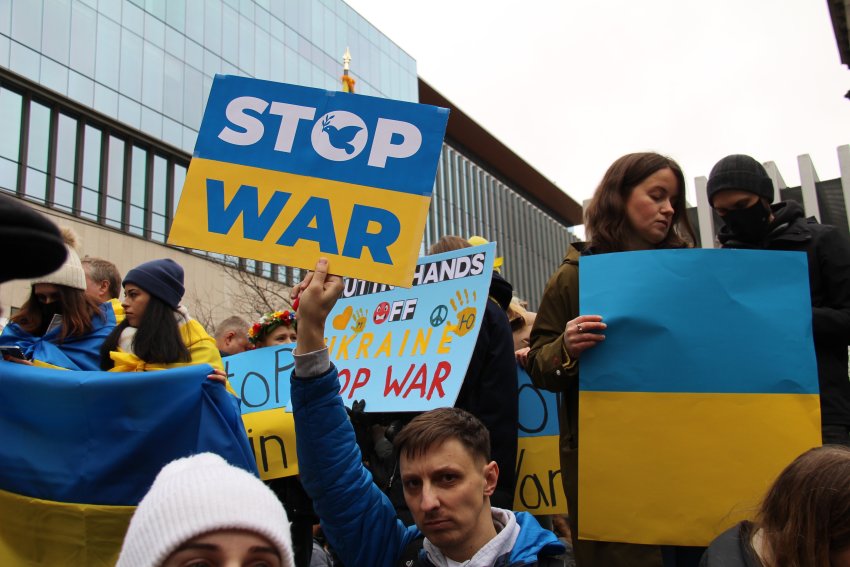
[116,453,294,567]
[31,227,86,290]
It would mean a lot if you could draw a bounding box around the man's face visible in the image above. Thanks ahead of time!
[218,331,249,355]
[711,189,761,217]
[83,266,108,302]
[400,438,498,561]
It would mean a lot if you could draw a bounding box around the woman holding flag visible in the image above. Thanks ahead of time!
[0,228,120,370]
[527,152,696,567]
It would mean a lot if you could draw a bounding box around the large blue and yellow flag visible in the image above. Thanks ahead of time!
[168,75,449,287]
[578,249,821,546]
[0,362,256,566]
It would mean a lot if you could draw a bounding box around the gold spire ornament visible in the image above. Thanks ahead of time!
[341,47,356,93]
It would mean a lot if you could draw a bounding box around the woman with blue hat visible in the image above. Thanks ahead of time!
[99,258,223,372]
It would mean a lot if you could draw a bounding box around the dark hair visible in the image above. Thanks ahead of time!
[428,235,471,256]
[755,445,850,567]
[12,285,102,341]
[585,152,695,253]
[82,256,122,300]
[394,407,490,464]
[99,293,190,369]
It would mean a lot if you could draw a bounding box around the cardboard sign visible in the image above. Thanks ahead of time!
[168,75,449,287]
[225,345,298,480]
[578,249,821,546]
[514,366,568,515]
[326,243,495,412]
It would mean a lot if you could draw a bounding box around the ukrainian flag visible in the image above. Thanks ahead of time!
[0,362,257,565]
[577,249,821,546]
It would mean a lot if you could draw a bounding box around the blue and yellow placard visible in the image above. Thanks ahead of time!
[325,243,495,412]
[167,75,449,287]
[577,249,821,546]
[514,366,567,515]
[224,345,299,480]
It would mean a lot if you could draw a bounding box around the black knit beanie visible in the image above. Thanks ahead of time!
[123,259,185,309]
[706,154,774,206]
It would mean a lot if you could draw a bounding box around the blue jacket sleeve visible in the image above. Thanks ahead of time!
[291,365,417,567]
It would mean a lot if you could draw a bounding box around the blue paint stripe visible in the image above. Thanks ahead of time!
[579,249,819,395]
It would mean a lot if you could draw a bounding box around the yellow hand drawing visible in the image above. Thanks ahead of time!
[351,308,368,333]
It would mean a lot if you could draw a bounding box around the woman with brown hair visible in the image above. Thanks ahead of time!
[0,228,118,370]
[701,445,850,566]
[527,152,696,567]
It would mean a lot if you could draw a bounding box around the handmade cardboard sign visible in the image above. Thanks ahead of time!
[326,242,495,412]
[578,249,821,546]
[168,75,449,287]
[514,365,568,515]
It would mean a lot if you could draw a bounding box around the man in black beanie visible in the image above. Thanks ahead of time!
[707,154,850,446]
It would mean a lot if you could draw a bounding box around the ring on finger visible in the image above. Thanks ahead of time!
[577,324,584,334]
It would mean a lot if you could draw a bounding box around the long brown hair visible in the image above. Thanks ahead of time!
[756,445,850,567]
[585,152,695,253]
[12,285,102,341]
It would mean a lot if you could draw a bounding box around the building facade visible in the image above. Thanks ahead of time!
[0,0,578,325]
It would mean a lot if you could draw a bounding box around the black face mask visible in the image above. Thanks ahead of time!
[721,200,772,243]
[35,301,62,335]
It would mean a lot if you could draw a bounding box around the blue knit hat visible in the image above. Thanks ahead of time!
[123,259,185,309]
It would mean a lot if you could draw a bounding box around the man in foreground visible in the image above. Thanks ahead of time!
[290,258,564,566]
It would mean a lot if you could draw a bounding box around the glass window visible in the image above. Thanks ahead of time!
[151,155,167,242]
[163,54,183,122]
[120,31,143,101]
[80,124,101,221]
[238,14,253,74]
[105,136,125,229]
[142,42,164,111]
[54,179,74,213]
[0,88,23,163]
[55,113,77,183]
[42,0,71,66]
[129,145,146,236]
[25,101,51,203]
[172,162,186,211]
[0,157,16,192]
[165,0,185,33]
[184,0,205,44]
[11,0,41,50]
[221,5,238,66]
[95,15,121,89]
[203,0,222,54]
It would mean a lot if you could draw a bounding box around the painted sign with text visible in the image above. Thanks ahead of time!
[224,345,298,480]
[514,366,567,515]
[326,243,495,412]
[168,75,449,287]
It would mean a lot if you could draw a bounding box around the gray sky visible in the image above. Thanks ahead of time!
[345,0,850,210]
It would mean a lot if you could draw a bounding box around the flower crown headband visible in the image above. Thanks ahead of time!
[248,310,296,346]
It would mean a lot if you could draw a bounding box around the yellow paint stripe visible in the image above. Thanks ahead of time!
[0,487,134,565]
[578,391,821,546]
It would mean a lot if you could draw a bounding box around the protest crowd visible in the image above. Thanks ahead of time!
[1,144,850,567]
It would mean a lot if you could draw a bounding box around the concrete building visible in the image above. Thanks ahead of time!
[0,0,578,327]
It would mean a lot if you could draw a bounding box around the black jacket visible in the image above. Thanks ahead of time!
[719,200,850,425]
[455,294,519,506]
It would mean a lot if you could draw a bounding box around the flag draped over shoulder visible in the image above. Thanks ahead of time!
[0,361,257,566]
[0,299,123,370]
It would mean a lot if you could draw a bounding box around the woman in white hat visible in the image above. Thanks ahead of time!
[117,452,295,567]
[0,228,119,370]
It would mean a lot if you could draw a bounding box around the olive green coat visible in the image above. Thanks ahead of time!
[527,243,661,567]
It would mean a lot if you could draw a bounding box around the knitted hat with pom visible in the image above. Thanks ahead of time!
[31,227,86,290]
[116,453,294,567]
